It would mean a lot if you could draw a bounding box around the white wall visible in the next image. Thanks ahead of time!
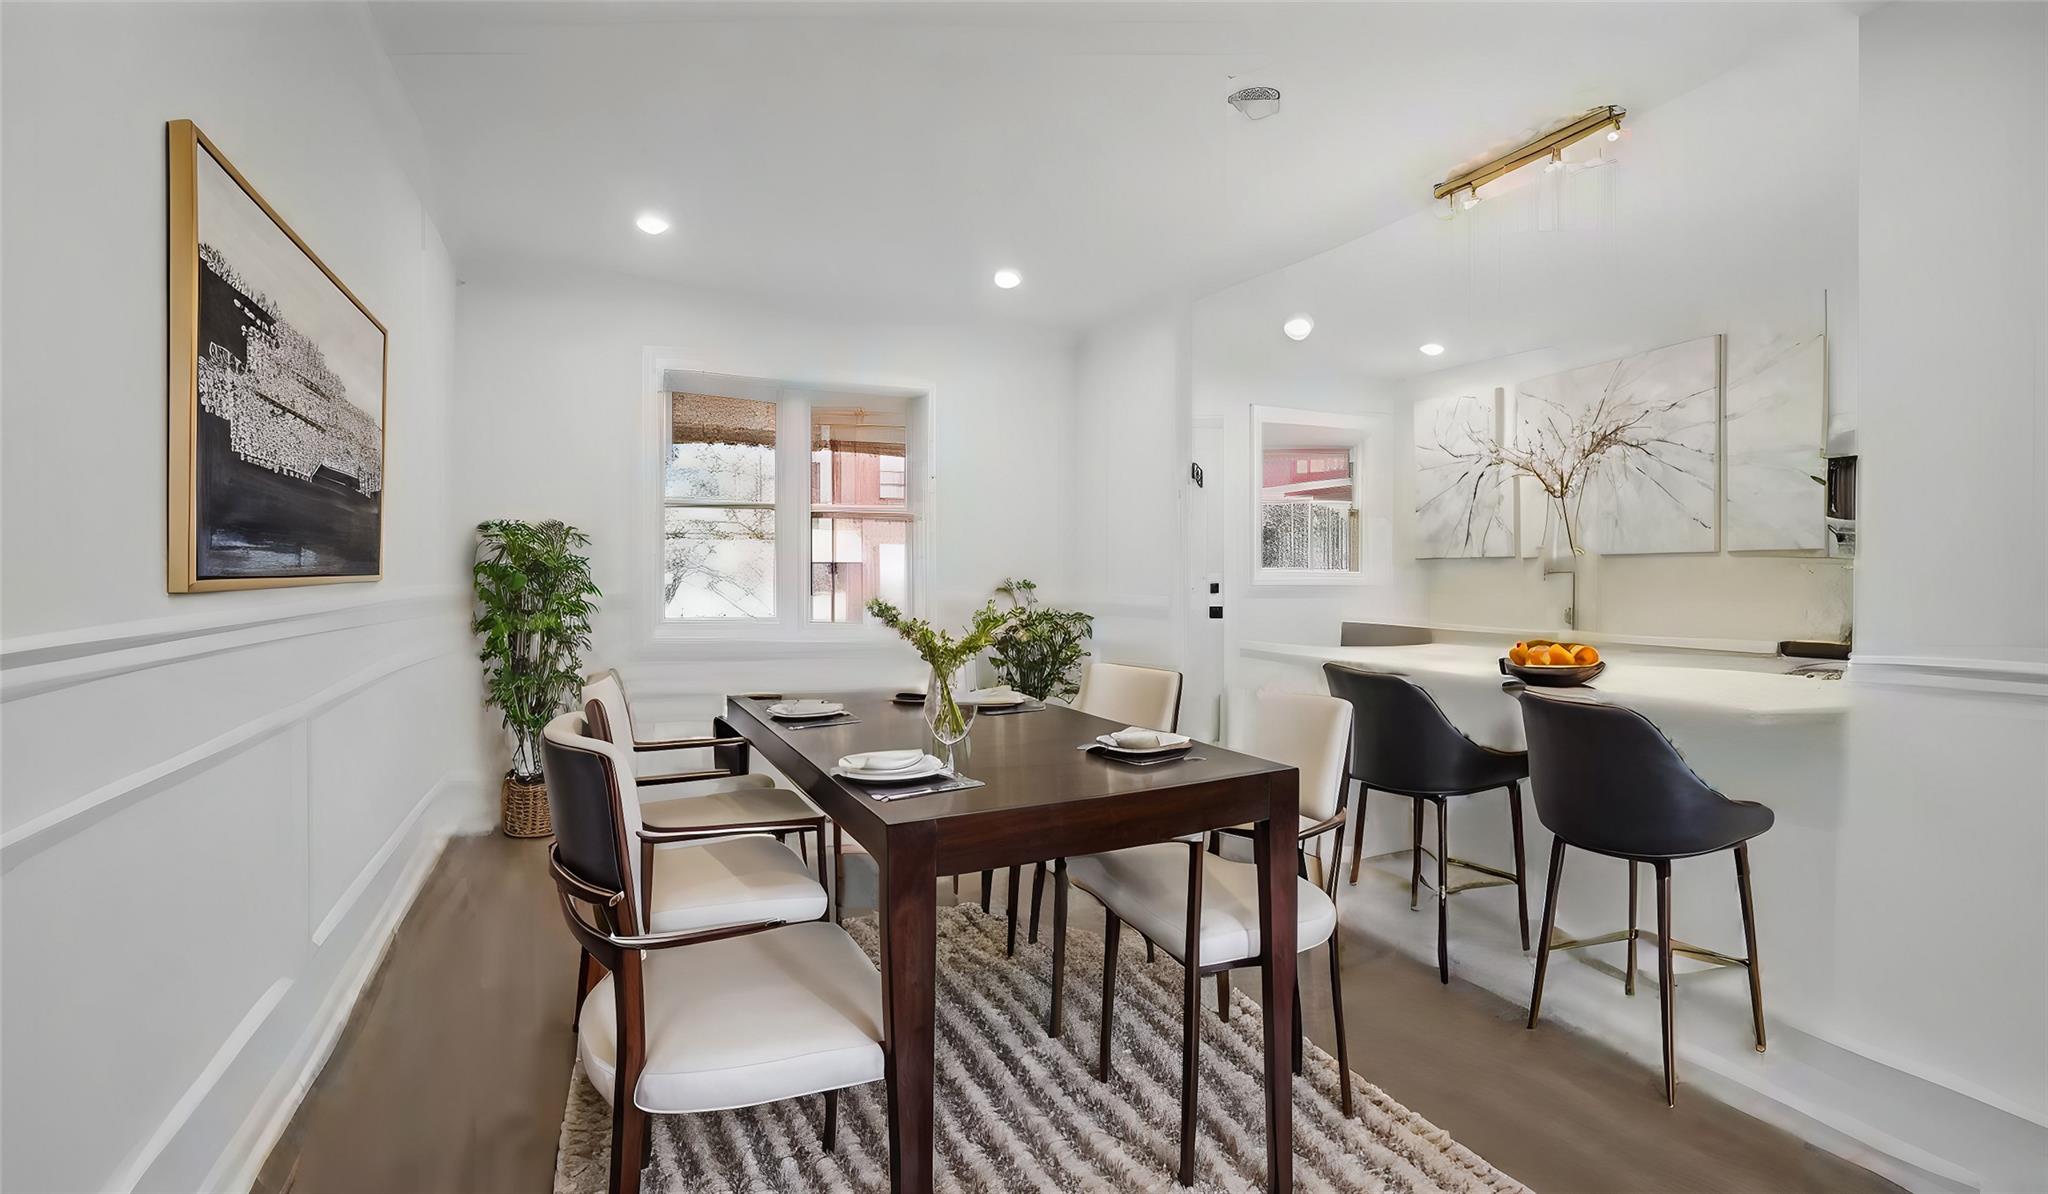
[0,5,485,1191]
[1831,4,2048,1187]
[1068,301,1190,671]
[450,265,1078,725]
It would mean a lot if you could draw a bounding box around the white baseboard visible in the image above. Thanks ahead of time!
[192,775,482,1194]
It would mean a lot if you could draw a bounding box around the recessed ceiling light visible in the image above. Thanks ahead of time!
[1282,314,1314,341]
[1419,343,1446,356]
[635,212,671,235]
[992,268,1022,289]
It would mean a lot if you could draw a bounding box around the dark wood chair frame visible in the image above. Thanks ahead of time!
[572,706,843,1028]
[1344,778,1530,983]
[1046,752,1355,1187]
[587,676,845,923]
[549,846,859,1194]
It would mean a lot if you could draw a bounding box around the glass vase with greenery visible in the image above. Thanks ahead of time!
[867,597,1015,757]
[987,578,1094,702]
[472,520,601,782]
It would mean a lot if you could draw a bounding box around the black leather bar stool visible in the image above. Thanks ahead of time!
[1324,663,1531,983]
[1513,686,1773,1106]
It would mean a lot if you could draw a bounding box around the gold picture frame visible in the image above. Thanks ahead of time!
[166,119,388,592]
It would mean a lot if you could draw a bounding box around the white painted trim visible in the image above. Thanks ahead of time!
[1847,653,2048,699]
[105,978,296,1193]
[0,586,466,701]
[0,643,462,867]
[201,819,464,1194]
[312,773,462,945]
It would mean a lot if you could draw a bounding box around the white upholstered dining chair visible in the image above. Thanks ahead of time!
[581,671,839,914]
[1049,689,1357,1186]
[541,710,884,1194]
[1012,661,1186,950]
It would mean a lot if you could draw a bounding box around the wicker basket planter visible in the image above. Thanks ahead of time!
[500,773,552,838]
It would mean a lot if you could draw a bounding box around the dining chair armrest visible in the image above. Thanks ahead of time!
[637,816,822,844]
[613,918,788,952]
[636,769,738,787]
[633,735,747,753]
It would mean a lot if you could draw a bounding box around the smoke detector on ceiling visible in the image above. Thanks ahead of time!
[1227,86,1281,121]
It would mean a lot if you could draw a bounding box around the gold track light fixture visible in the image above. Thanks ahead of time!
[1432,105,1626,207]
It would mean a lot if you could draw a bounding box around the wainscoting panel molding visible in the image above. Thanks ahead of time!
[0,640,462,868]
[0,591,487,1194]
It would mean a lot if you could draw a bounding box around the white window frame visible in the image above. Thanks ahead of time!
[640,351,935,654]
[1249,404,1390,588]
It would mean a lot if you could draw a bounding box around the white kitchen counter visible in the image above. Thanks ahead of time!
[1241,640,1847,752]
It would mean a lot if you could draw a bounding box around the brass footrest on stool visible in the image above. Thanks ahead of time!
[1545,927,1755,990]
[1415,849,1520,898]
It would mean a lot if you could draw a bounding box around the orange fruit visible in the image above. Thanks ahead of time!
[1573,644,1600,666]
[1508,645,1529,666]
[1545,644,1576,666]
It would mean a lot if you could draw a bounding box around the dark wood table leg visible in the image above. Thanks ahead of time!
[878,825,939,1194]
[1253,774,1299,1193]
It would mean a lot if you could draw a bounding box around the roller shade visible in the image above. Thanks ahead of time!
[671,392,775,448]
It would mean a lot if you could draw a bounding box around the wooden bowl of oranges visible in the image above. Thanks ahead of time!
[1500,639,1605,686]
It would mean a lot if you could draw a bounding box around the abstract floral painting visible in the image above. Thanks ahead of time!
[1514,336,1720,555]
[1724,327,1826,551]
[1412,389,1515,558]
[168,121,386,591]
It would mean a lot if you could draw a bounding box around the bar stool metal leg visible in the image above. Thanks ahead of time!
[1625,860,1639,996]
[1348,785,1369,885]
[1435,798,1450,984]
[1655,860,1677,1106]
[1735,843,1767,1052]
[1528,837,1566,1028]
[1507,781,1529,951]
[1409,798,1424,910]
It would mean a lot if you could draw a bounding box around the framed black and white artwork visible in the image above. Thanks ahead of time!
[166,119,386,592]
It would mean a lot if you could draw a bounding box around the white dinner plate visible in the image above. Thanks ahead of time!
[957,690,1025,708]
[1094,734,1192,756]
[835,754,950,784]
[768,700,846,720]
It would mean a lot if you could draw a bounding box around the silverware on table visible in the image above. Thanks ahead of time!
[782,715,861,730]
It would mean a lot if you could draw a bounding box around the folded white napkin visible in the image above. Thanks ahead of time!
[778,698,842,714]
[958,686,1024,705]
[840,749,927,773]
[1108,727,1190,750]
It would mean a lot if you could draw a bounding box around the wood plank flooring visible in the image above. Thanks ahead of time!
[256,834,1900,1194]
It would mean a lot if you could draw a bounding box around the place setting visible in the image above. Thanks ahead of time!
[1078,726,1203,767]
[830,748,986,801]
[762,697,861,729]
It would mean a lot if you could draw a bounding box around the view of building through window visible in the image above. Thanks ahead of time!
[1259,446,1357,571]
[810,403,910,622]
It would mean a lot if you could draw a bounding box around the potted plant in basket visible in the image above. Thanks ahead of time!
[988,578,1094,702]
[866,597,1015,763]
[472,520,600,837]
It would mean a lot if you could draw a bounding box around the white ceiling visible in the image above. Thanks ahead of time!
[374,2,1848,330]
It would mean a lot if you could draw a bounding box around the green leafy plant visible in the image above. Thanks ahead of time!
[866,597,1016,740]
[472,520,601,781]
[988,578,1094,702]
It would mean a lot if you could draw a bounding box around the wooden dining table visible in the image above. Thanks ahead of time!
[724,691,1301,1193]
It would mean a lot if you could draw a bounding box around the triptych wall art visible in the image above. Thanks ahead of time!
[166,120,387,592]
[1412,326,1826,559]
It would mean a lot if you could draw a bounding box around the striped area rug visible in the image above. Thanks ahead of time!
[553,903,1526,1193]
